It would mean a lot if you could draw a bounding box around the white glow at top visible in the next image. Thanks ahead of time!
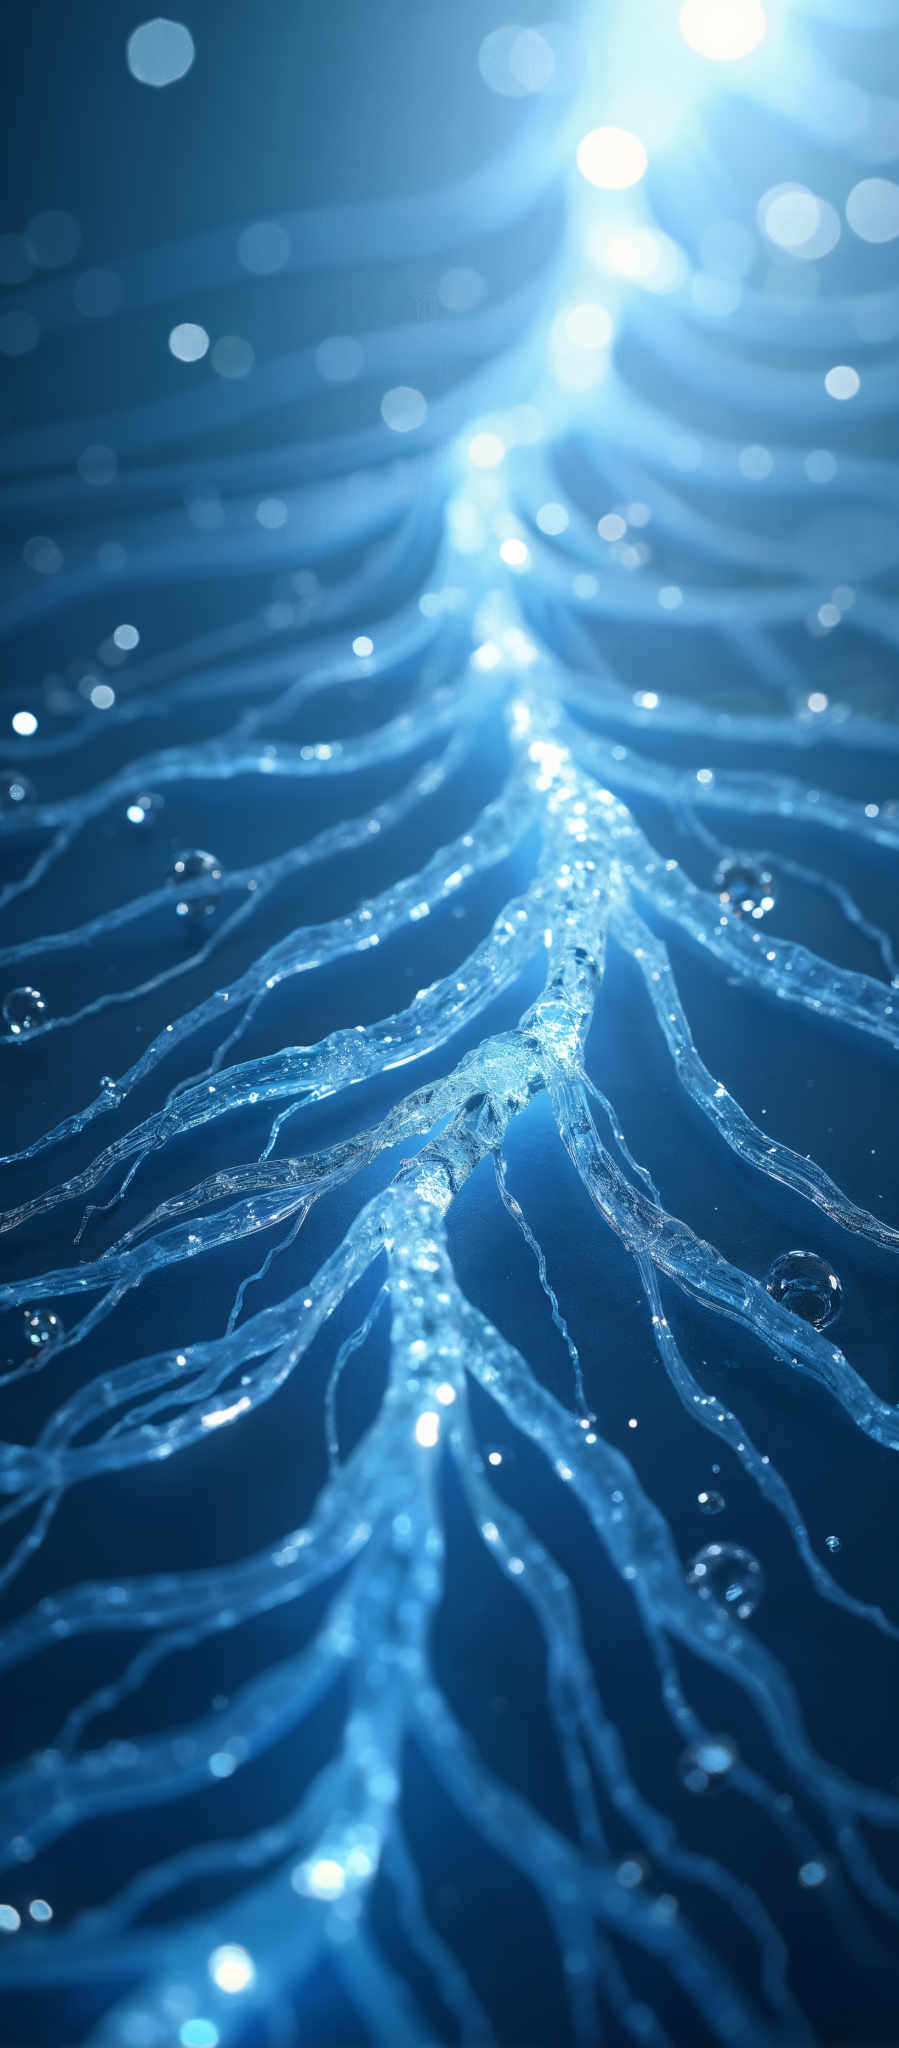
[678,0,767,62]
[576,127,647,191]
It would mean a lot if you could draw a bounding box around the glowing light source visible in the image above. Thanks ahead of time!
[678,0,767,62]
[468,431,506,468]
[293,1857,346,1899]
[576,127,647,191]
[473,641,502,670]
[414,1410,441,1447]
[201,1395,251,1430]
[12,711,37,736]
[604,229,684,290]
[563,303,614,348]
[500,538,530,569]
[179,2023,219,2048]
[209,1944,256,1994]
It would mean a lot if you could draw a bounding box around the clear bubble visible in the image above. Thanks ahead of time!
[686,1542,765,1621]
[825,1534,841,1554]
[846,178,899,245]
[169,322,209,363]
[0,772,35,811]
[478,26,555,98]
[697,1489,726,1515]
[126,18,195,88]
[715,855,775,919]
[678,1732,739,1793]
[125,791,164,827]
[3,987,47,1036]
[22,1308,63,1353]
[824,364,859,402]
[166,849,224,917]
[764,1250,841,1330]
[381,386,427,433]
[758,185,840,261]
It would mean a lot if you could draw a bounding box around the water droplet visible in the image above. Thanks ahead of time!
[125,791,164,827]
[166,849,224,918]
[825,1534,841,1554]
[764,1250,841,1330]
[0,772,35,811]
[715,855,775,920]
[686,1542,765,1621]
[678,1733,738,1794]
[3,986,47,1036]
[22,1308,63,1354]
[697,1489,725,1515]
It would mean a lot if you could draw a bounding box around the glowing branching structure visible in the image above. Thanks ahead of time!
[1,3,899,2043]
